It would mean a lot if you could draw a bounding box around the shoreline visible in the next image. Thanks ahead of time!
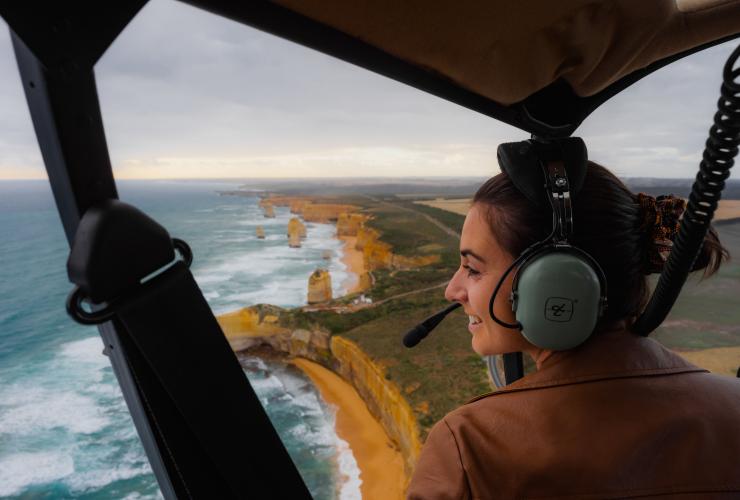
[338,235,366,295]
[220,210,407,498]
[291,357,406,500]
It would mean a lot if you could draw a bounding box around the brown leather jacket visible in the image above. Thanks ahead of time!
[407,329,740,499]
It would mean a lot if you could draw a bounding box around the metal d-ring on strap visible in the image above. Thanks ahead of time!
[66,238,193,325]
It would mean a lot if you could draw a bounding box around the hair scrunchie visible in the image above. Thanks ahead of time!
[637,192,686,274]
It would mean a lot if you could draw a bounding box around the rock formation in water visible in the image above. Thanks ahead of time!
[287,217,307,238]
[262,203,275,218]
[321,249,333,260]
[287,217,307,248]
[256,226,265,239]
[307,268,332,304]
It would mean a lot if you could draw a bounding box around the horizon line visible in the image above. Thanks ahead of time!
[0,175,711,182]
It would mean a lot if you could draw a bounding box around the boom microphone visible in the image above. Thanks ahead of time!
[402,302,462,347]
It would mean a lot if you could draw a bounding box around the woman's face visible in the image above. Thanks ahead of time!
[445,204,532,356]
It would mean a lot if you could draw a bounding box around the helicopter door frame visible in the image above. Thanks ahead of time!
[4,4,311,498]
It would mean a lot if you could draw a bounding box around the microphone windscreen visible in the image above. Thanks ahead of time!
[402,303,461,348]
[403,324,428,348]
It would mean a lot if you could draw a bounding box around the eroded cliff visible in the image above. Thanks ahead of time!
[331,336,422,477]
[218,307,422,482]
[337,213,369,236]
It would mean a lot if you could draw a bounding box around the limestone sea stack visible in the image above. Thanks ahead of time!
[287,217,307,238]
[307,269,332,304]
[287,217,306,248]
[262,203,275,218]
[256,226,265,239]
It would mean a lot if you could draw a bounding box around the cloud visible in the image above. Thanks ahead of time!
[113,144,502,179]
[0,2,738,179]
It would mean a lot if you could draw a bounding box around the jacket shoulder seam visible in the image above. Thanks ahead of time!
[442,418,473,500]
[465,367,708,404]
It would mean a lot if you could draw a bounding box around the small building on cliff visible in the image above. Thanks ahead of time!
[307,268,332,304]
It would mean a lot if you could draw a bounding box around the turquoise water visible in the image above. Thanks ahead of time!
[0,180,358,499]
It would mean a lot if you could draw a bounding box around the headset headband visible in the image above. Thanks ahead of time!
[497,137,588,209]
[542,160,573,242]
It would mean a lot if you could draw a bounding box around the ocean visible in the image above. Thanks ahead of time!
[0,180,360,499]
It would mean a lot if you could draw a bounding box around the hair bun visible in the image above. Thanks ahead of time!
[637,193,686,274]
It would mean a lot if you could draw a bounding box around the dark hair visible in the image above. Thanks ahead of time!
[473,161,730,331]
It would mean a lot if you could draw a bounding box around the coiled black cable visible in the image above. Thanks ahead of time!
[633,43,740,336]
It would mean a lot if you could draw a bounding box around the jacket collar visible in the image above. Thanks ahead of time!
[468,327,708,403]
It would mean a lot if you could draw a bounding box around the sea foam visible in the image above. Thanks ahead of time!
[336,437,362,500]
[0,451,75,497]
[0,386,110,436]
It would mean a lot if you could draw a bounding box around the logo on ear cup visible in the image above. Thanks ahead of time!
[544,297,574,322]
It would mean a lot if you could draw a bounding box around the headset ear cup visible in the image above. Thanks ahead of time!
[515,250,603,351]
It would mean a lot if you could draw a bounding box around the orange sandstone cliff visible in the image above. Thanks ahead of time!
[217,309,422,482]
[336,213,369,236]
[331,336,422,477]
[302,204,358,223]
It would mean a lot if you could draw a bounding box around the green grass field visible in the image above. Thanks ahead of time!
[361,200,462,301]
[340,292,491,434]
[652,221,740,352]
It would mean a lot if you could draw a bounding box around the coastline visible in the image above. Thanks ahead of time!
[338,235,366,294]
[218,210,410,498]
[291,358,406,500]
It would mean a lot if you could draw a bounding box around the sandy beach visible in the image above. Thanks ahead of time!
[339,235,367,294]
[291,358,406,500]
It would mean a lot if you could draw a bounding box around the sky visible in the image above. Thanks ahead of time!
[0,1,738,180]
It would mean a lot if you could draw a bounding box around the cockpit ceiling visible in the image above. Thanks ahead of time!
[273,0,740,106]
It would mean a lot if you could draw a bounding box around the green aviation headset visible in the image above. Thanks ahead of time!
[491,137,608,351]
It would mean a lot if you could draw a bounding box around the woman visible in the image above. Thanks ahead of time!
[407,162,740,499]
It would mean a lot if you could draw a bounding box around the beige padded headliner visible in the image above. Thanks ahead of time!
[273,0,740,105]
